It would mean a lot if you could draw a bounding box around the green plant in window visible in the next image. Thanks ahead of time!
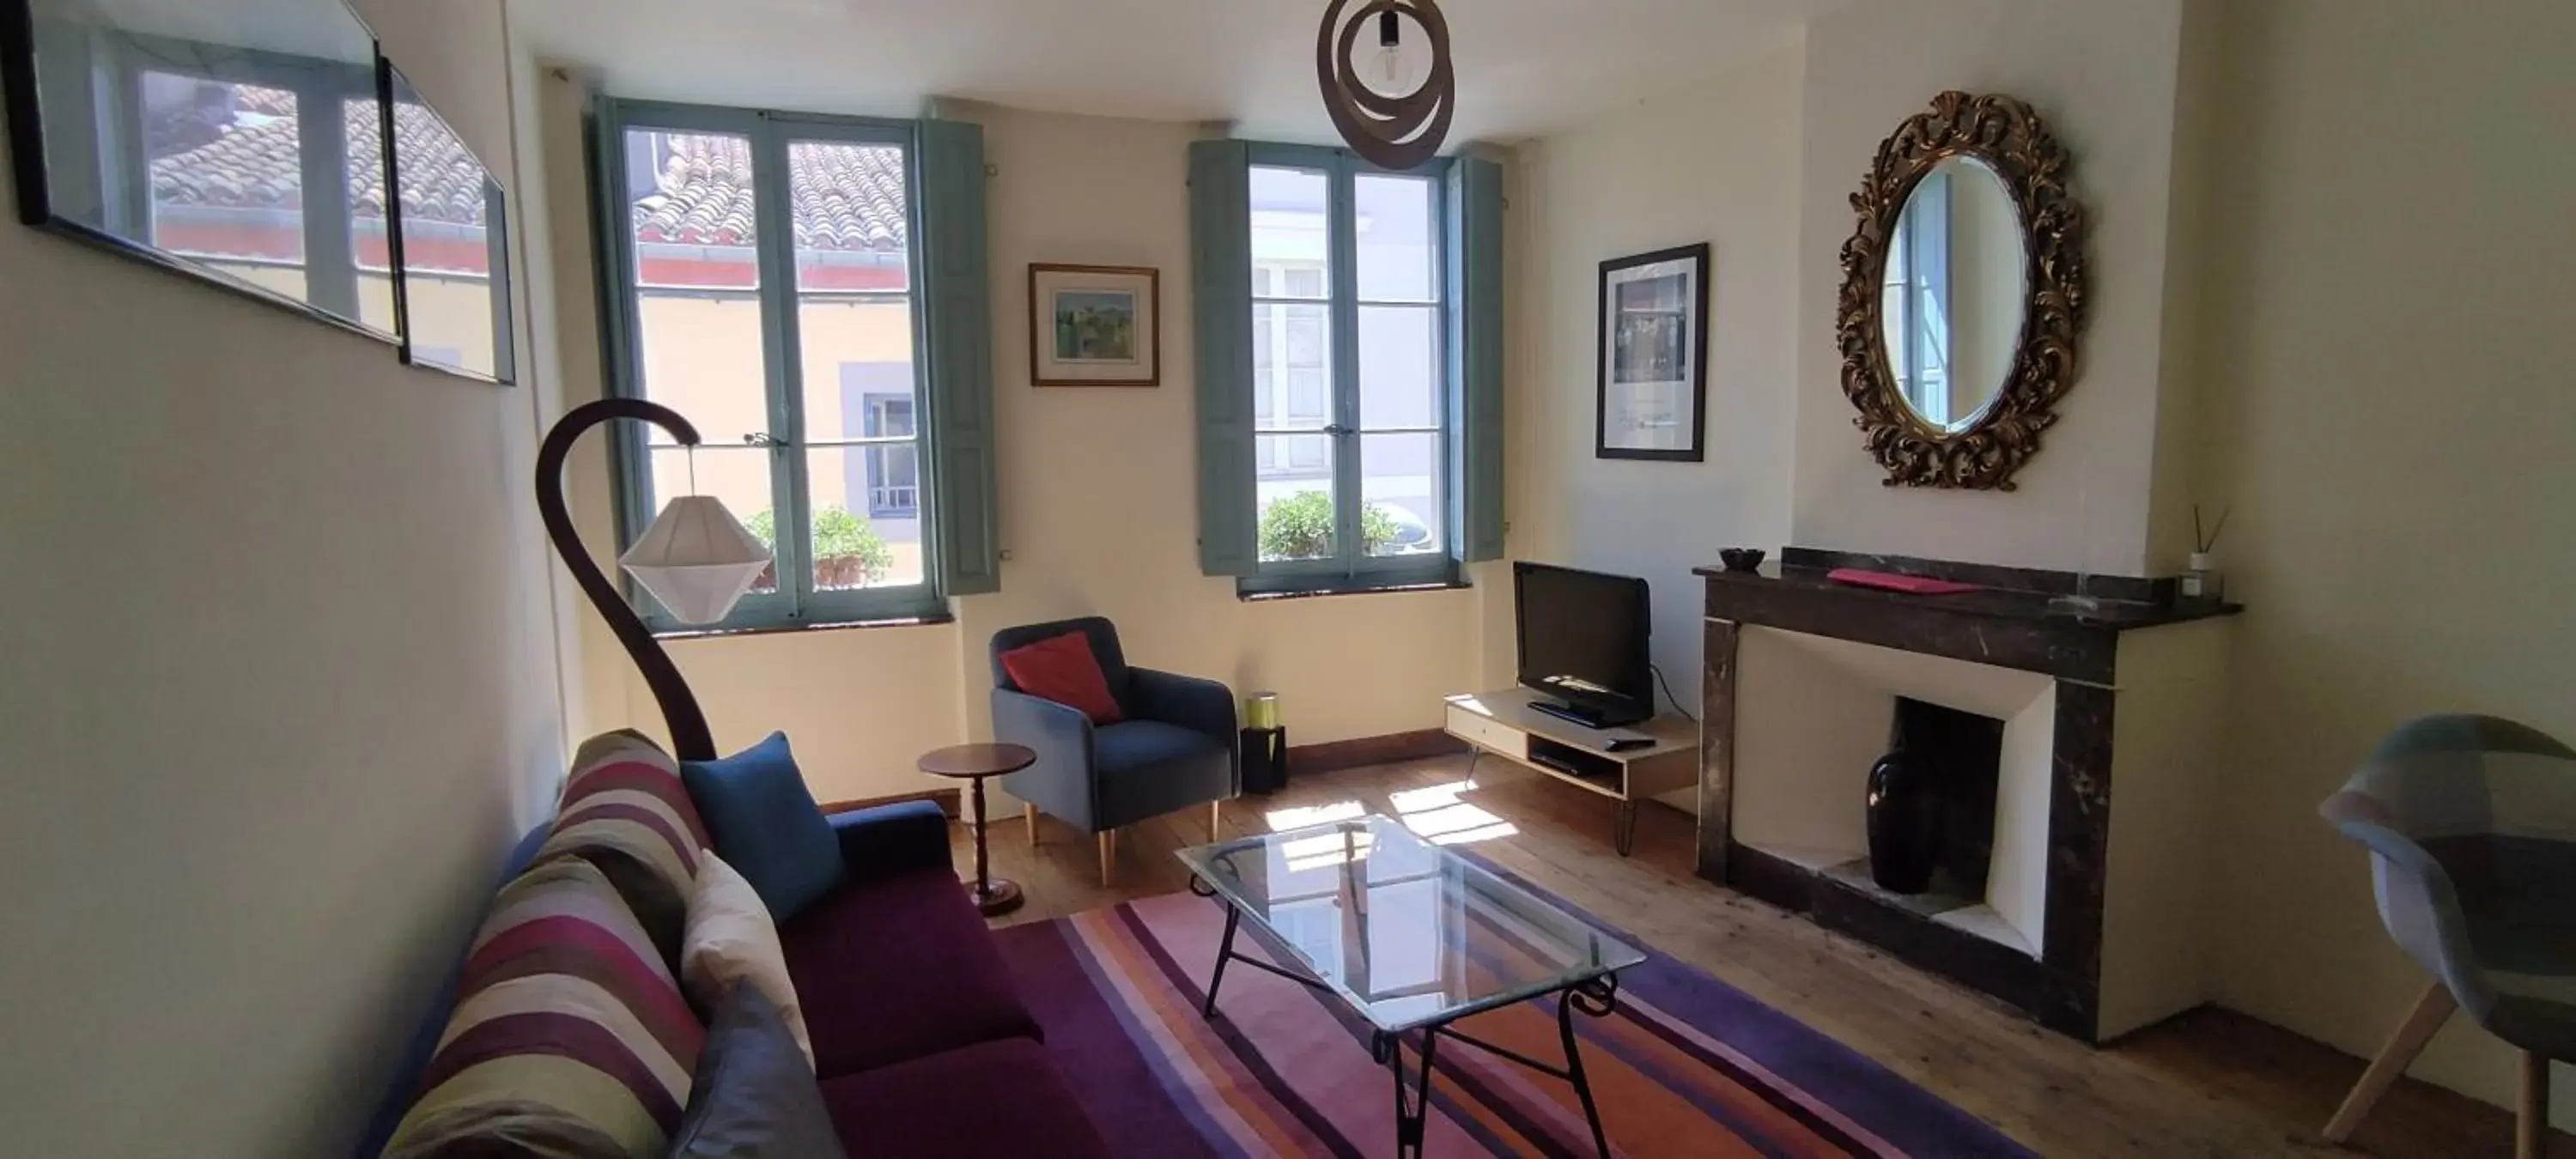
[743,505,895,587]
[1257,491,1400,561]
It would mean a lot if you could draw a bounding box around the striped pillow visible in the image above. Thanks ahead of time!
[383,856,706,1158]
[540,731,714,964]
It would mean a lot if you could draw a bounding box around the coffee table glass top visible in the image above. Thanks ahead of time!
[1175,815,1646,1032]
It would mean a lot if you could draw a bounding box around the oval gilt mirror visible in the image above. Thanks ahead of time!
[1838,92,2088,490]
[1882,157,2026,433]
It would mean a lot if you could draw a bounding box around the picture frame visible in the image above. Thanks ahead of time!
[1029,263,1159,387]
[1595,242,1711,462]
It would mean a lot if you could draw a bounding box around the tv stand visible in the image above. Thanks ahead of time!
[1443,689,1698,856]
[1528,698,1640,731]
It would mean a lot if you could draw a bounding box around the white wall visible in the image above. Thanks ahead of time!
[1509,42,1806,728]
[2196,0,2576,1117]
[0,2,571,1155]
[1790,0,2190,578]
[544,91,1497,805]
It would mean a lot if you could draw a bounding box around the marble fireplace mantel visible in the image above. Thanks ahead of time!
[1695,548,2241,1043]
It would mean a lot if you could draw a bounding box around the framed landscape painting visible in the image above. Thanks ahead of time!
[1030,263,1159,386]
[1596,243,1711,461]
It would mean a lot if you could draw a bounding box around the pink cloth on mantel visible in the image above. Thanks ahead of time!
[1826,567,1983,595]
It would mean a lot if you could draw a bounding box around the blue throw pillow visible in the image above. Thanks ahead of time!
[682,732,844,922]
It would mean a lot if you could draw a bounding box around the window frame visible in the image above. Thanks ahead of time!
[1239,143,1456,597]
[593,98,944,633]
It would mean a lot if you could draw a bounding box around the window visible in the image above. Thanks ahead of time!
[1245,150,1449,586]
[1188,142,1502,584]
[597,102,993,629]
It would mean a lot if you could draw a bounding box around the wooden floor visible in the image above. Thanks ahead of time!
[949,755,2558,1158]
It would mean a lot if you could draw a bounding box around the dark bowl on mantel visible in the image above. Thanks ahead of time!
[1719,548,1767,573]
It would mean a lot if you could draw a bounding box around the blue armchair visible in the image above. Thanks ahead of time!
[991,617,1237,883]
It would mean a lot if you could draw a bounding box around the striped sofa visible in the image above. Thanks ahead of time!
[378,731,1112,1157]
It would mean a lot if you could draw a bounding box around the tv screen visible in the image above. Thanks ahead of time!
[1514,562,1653,727]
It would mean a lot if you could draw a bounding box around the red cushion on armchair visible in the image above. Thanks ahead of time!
[998,632,1125,725]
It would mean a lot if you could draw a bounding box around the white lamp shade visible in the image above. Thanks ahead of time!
[618,495,773,625]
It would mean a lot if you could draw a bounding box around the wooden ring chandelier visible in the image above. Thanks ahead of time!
[1316,0,1455,170]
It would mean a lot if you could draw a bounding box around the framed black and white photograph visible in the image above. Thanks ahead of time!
[1595,243,1710,461]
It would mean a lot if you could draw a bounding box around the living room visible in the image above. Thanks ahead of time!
[3,0,2570,1156]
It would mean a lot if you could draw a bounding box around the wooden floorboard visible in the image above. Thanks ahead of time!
[945,756,2557,1158]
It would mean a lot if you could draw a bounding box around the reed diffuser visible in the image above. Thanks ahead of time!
[2184,505,2230,601]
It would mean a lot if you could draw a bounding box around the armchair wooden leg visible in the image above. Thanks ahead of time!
[1025,803,1040,846]
[1097,829,1116,887]
[2521,1051,2549,1159]
[2324,980,2457,1143]
[1211,800,1223,840]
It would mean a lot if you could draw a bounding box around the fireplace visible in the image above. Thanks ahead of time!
[1697,549,2240,1042]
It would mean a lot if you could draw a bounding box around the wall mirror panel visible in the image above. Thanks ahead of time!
[382,63,513,383]
[3,0,398,339]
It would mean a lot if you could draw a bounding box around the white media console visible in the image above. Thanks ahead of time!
[1442,689,1698,856]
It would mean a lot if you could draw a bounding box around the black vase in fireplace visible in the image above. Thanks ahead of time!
[1867,750,1942,893]
[1866,698,2006,896]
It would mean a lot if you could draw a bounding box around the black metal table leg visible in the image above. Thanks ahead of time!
[1203,901,1239,1019]
[1373,1029,1443,1159]
[1562,983,1614,1158]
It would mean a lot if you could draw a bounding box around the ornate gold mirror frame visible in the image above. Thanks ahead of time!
[1836,91,2089,490]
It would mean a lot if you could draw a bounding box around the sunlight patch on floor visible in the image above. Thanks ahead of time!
[1266,799,1367,831]
[1261,780,1516,847]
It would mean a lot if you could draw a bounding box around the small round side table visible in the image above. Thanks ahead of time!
[917,743,1036,917]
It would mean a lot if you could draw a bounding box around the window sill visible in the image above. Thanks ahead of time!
[653,611,957,641]
[1239,579,1473,604]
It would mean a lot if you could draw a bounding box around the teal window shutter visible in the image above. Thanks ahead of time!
[1190,140,1257,577]
[1447,155,1506,562]
[918,118,999,594]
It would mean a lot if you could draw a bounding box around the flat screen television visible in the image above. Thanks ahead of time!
[1514,561,1654,728]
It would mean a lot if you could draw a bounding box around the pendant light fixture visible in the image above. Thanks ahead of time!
[1316,0,1454,170]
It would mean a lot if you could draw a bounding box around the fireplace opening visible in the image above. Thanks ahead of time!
[1828,697,2008,922]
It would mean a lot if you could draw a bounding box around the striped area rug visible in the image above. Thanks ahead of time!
[993,867,2032,1157]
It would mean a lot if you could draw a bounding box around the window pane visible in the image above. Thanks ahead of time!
[1355,174,1437,302]
[804,446,926,591]
[1250,167,1328,298]
[788,141,909,291]
[1256,436,1336,562]
[1362,433,1443,557]
[627,130,765,447]
[145,75,307,299]
[1254,303,1330,432]
[1358,305,1439,429]
[647,447,780,594]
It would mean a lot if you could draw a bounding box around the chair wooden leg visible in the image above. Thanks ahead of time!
[1211,799,1223,839]
[1097,829,1116,887]
[2324,981,2458,1142]
[1025,803,1039,846]
[2522,1051,2549,1159]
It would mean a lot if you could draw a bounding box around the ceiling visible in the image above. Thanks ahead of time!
[507,0,1842,144]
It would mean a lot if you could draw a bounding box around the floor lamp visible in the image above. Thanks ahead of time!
[537,398,769,763]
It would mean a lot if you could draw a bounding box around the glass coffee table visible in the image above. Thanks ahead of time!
[1176,815,1645,1158]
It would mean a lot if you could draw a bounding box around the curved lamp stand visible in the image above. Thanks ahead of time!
[537,398,718,762]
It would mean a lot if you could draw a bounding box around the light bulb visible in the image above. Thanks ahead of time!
[1373,9,1414,94]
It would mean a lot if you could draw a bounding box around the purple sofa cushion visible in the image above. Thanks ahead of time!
[779,865,1043,1078]
[820,1039,1112,1159]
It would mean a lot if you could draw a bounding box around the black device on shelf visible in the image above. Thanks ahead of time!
[1514,561,1654,729]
